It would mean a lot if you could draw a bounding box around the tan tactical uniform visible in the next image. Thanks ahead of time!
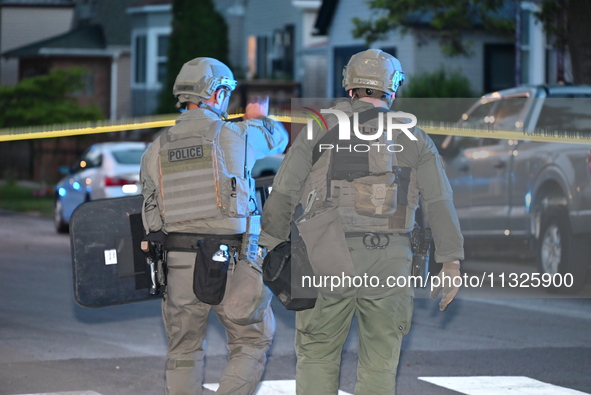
[259,98,464,394]
[141,107,288,395]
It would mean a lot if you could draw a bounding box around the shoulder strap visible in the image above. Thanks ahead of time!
[311,107,390,167]
[206,120,226,142]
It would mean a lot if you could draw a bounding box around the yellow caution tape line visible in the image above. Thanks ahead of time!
[421,124,591,145]
[1,113,589,146]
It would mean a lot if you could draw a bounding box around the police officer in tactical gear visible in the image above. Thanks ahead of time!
[140,57,288,395]
[258,49,464,394]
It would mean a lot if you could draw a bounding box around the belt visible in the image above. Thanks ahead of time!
[164,232,242,252]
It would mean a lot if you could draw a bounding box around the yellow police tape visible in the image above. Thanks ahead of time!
[1,113,590,145]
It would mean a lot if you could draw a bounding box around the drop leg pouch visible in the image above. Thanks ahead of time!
[223,258,273,325]
[193,238,230,305]
[295,203,355,278]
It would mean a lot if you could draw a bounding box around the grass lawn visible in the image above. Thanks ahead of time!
[0,181,54,216]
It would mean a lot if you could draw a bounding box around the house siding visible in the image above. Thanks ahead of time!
[412,29,514,95]
[318,0,515,98]
[242,0,302,79]
[325,0,415,98]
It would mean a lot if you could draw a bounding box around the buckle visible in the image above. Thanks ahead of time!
[362,233,390,250]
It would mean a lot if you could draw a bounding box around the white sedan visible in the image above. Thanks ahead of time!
[54,142,148,233]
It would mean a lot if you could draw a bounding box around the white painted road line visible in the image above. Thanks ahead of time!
[420,376,590,395]
[204,380,353,394]
[13,392,102,395]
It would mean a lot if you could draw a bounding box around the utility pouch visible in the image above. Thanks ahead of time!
[352,173,398,218]
[193,238,231,305]
[295,199,355,277]
[222,176,250,217]
[224,257,272,325]
[263,239,317,311]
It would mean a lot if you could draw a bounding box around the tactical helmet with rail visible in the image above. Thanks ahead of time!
[342,49,405,98]
[173,57,237,106]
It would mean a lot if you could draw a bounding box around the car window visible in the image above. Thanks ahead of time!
[111,149,145,165]
[536,97,591,133]
[490,97,528,131]
[83,147,102,168]
[463,100,497,127]
[71,147,101,173]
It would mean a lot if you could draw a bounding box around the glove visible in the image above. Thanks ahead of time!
[430,260,461,311]
[257,230,285,251]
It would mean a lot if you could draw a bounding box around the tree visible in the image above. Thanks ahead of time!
[0,67,103,128]
[352,0,514,57]
[536,0,591,85]
[157,0,230,114]
[0,67,104,182]
[352,0,591,84]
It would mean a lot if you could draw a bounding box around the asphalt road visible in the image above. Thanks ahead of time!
[1,210,590,395]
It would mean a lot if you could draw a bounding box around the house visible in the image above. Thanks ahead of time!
[0,0,75,87]
[126,0,171,117]
[2,0,135,120]
[308,0,518,97]
[127,0,301,116]
[244,0,566,98]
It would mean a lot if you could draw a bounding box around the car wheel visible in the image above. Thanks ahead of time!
[537,209,588,293]
[54,198,69,234]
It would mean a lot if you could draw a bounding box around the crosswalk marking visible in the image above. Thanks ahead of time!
[419,376,590,394]
[13,377,588,395]
[203,380,352,394]
[14,392,102,395]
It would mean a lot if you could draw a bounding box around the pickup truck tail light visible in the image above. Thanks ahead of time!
[104,176,138,186]
[588,151,591,174]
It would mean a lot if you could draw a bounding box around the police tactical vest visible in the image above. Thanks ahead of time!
[159,119,250,227]
[307,107,412,233]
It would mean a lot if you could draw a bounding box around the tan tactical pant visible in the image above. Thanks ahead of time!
[295,236,414,395]
[163,251,275,395]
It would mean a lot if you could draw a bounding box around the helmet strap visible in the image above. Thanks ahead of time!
[197,101,228,120]
[351,88,393,108]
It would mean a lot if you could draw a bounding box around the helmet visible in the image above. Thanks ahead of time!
[342,49,405,94]
[173,57,237,104]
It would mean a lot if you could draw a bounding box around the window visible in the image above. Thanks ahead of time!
[132,29,169,87]
[537,97,591,133]
[484,44,515,92]
[135,35,147,84]
[333,45,367,98]
[72,70,94,96]
[464,100,497,127]
[492,97,528,131]
[256,36,268,78]
[112,149,145,165]
[157,35,169,83]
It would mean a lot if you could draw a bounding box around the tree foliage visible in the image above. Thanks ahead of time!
[0,67,103,128]
[352,0,514,57]
[536,0,591,84]
[157,0,230,113]
[402,68,476,98]
[352,0,591,84]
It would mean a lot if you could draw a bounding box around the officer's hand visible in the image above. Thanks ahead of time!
[430,260,461,311]
[244,97,269,120]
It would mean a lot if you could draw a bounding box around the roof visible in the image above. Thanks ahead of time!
[90,0,134,46]
[3,25,105,58]
[2,0,134,58]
